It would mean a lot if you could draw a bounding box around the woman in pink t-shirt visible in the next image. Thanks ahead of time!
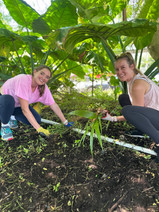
[0,65,73,141]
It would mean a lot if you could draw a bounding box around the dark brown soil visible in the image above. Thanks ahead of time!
[0,111,159,211]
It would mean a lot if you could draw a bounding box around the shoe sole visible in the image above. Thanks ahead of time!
[1,137,14,141]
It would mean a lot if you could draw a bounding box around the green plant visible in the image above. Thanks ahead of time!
[53,182,60,192]
[69,110,103,156]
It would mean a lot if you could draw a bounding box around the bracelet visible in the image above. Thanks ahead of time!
[63,120,68,125]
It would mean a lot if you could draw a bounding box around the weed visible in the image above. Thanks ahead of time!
[53,182,60,192]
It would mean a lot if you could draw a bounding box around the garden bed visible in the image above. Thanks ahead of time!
[0,93,159,212]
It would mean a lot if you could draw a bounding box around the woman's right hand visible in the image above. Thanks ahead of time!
[101,112,117,122]
[37,127,50,137]
[97,108,117,122]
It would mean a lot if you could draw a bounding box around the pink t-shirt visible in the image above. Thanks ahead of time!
[2,74,55,107]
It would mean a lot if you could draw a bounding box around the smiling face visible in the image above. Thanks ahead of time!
[32,68,51,86]
[115,58,136,82]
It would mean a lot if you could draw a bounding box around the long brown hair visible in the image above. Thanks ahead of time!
[115,52,143,75]
[33,65,52,97]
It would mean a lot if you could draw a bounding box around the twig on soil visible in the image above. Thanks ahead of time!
[142,187,153,193]
[108,191,128,212]
[12,157,23,165]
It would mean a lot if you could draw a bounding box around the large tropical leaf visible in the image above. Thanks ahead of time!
[50,49,69,61]
[69,0,109,11]
[64,19,157,53]
[2,0,40,29]
[64,59,85,79]
[146,0,159,20]
[0,28,22,55]
[0,28,20,40]
[68,0,129,23]
[134,33,154,50]
[68,0,110,22]
[0,19,5,28]
[130,0,159,62]
[0,28,41,52]
[44,27,72,49]
[32,17,51,35]
[22,37,46,60]
[137,0,153,19]
[137,0,159,21]
[37,0,78,31]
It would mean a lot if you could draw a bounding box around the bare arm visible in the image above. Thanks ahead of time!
[116,115,125,121]
[0,87,3,94]
[50,103,67,123]
[131,79,150,106]
[116,79,150,121]
[19,98,41,130]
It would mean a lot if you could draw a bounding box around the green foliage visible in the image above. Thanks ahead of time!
[84,51,106,71]
[0,56,6,62]
[137,0,159,21]
[69,110,96,119]
[43,0,78,30]
[53,182,61,192]
[69,109,103,156]
[64,19,157,53]
[33,0,78,34]
[0,0,159,94]
[137,0,153,19]
[3,0,40,29]
[0,18,5,28]
[69,0,129,23]
[32,17,50,35]
[1,0,80,78]
[147,0,159,20]
[144,58,159,79]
